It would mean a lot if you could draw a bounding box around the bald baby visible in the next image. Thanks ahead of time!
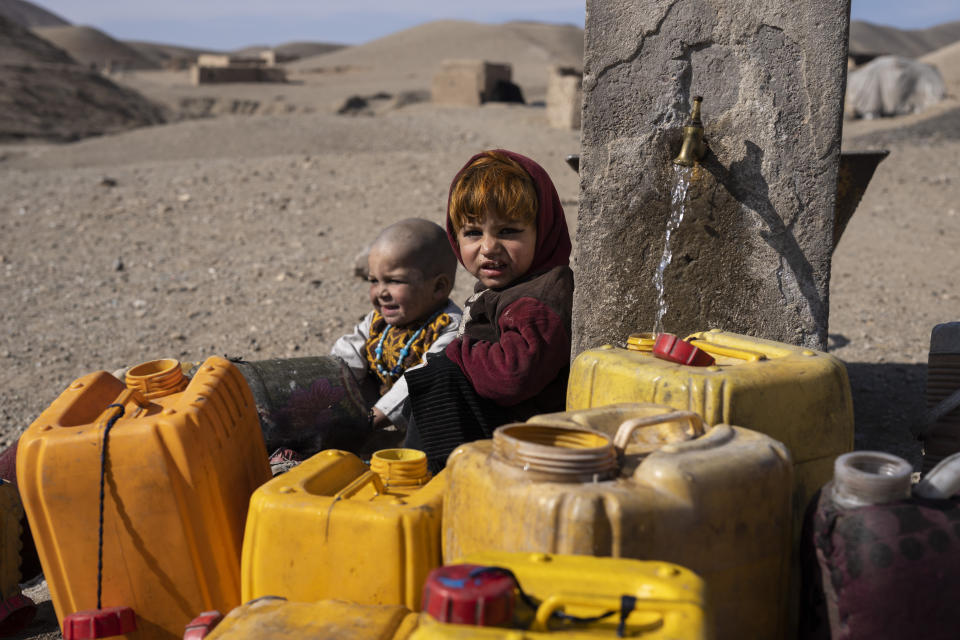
[370,218,457,282]
[367,218,456,328]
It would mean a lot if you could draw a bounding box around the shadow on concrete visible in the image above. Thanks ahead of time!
[842,360,925,468]
[703,141,826,344]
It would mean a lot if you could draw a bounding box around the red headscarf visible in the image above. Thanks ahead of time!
[445,149,572,279]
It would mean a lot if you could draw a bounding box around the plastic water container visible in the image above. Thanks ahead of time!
[17,357,271,639]
[568,329,853,533]
[801,451,960,640]
[922,322,960,474]
[414,551,709,639]
[241,448,444,610]
[233,356,375,457]
[186,597,419,640]
[442,406,792,640]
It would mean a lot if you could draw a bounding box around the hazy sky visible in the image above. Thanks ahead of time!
[32,1,960,50]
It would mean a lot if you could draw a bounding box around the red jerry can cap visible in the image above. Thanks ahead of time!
[183,610,223,640]
[63,606,137,640]
[422,564,515,627]
[654,333,715,366]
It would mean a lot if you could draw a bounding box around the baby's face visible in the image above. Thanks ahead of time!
[456,207,537,289]
[367,246,442,328]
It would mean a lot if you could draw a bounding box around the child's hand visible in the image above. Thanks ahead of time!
[371,407,392,430]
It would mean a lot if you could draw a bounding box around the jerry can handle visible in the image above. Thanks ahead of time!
[532,593,664,634]
[914,451,960,500]
[333,470,385,501]
[613,411,705,452]
[685,339,767,362]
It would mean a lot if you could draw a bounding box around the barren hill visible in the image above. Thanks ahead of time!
[850,19,960,58]
[0,0,67,28]
[0,15,166,141]
[273,41,348,59]
[291,19,584,102]
[125,40,221,68]
[0,10,69,64]
[232,41,347,61]
[921,39,960,96]
[294,20,582,68]
[32,24,160,70]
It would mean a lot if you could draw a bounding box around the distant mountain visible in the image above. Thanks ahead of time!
[0,10,70,64]
[232,41,347,61]
[289,20,583,70]
[32,25,160,70]
[122,39,346,68]
[0,0,68,28]
[274,41,348,59]
[125,40,222,67]
[850,20,960,58]
[287,19,584,100]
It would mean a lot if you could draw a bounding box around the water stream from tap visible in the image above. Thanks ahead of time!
[653,165,693,334]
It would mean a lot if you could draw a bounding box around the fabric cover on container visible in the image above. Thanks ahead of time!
[846,55,946,118]
[801,488,960,640]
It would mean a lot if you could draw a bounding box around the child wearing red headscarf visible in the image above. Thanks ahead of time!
[404,150,573,471]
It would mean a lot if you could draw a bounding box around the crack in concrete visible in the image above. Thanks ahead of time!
[589,2,676,86]
[674,39,714,116]
[775,258,787,302]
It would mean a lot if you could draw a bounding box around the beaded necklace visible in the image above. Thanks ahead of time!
[374,309,443,379]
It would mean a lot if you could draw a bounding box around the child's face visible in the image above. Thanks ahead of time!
[457,208,536,289]
[367,245,445,327]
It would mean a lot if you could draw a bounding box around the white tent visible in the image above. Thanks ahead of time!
[846,55,946,119]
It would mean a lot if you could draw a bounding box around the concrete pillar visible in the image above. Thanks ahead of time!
[573,0,851,354]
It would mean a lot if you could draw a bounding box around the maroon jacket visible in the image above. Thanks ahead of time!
[443,150,573,407]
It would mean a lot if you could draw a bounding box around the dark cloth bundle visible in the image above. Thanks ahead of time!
[800,488,960,640]
[405,352,569,473]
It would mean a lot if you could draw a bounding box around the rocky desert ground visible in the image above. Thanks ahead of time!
[1,11,960,640]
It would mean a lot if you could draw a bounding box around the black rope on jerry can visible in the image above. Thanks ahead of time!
[97,404,125,610]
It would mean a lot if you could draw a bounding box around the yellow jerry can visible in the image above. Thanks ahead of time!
[17,357,271,639]
[414,551,709,639]
[568,329,854,520]
[442,408,792,640]
[198,597,419,640]
[242,448,444,610]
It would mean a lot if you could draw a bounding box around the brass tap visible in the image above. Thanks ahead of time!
[673,96,707,166]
